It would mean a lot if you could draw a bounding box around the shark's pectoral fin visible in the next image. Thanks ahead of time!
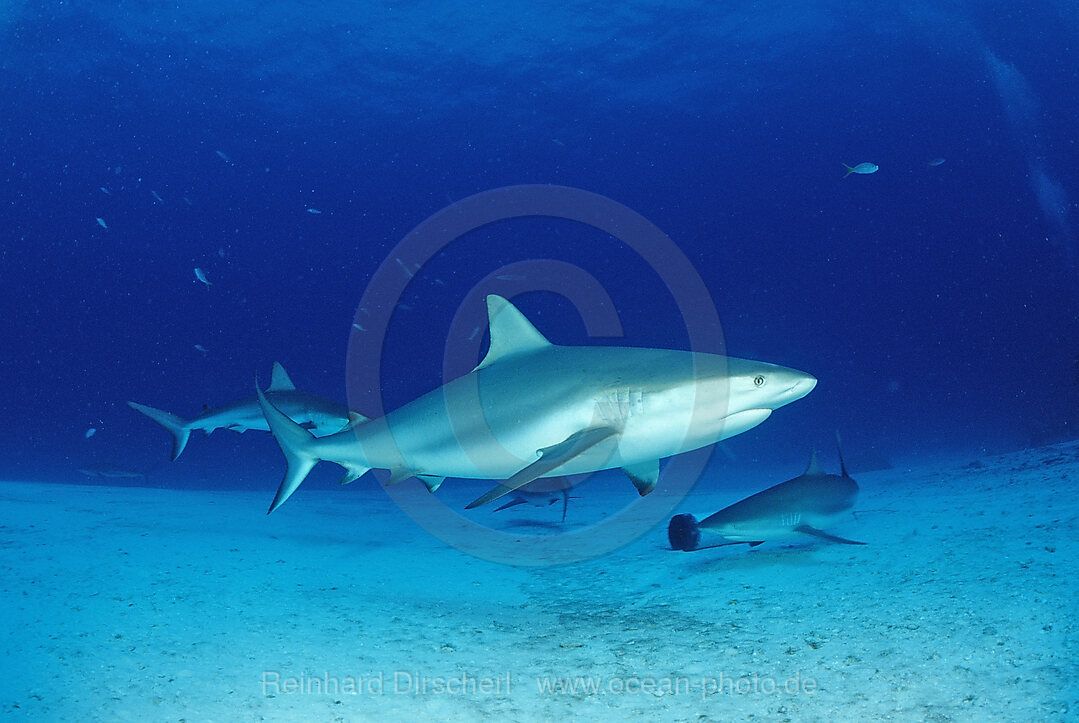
[466,425,620,509]
[621,460,659,496]
[794,524,866,545]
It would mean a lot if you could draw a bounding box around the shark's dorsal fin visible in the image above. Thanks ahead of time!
[804,448,825,476]
[474,295,553,371]
[268,362,297,392]
[836,430,850,478]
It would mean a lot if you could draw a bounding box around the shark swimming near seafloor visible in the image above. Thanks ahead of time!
[668,439,865,551]
[257,295,817,513]
[129,362,353,461]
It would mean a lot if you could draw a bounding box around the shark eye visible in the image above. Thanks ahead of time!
[754,375,766,387]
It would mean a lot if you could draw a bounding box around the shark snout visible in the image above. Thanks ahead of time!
[788,374,817,398]
[768,371,816,409]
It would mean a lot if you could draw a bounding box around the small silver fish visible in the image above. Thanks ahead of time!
[96,217,108,229]
[928,158,946,167]
[194,344,209,355]
[151,190,164,202]
[306,208,322,215]
[842,162,879,178]
[85,427,97,438]
[99,187,111,195]
[194,267,211,287]
[215,150,231,163]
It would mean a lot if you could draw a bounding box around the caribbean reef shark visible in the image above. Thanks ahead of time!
[257,295,816,513]
[129,362,352,461]
[668,441,864,551]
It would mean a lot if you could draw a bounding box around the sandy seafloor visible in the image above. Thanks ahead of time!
[2,441,1076,722]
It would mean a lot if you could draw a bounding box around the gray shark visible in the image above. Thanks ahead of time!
[668,441,864,551]
[257,295,816,513]
[129,362,352,461]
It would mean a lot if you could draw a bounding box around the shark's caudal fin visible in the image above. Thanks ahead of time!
[127,402,192,461]
[256,385,369,513]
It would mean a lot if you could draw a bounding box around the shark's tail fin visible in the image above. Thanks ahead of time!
[842,163,855,179]
[256,385,369,513]
[128,401,192,461]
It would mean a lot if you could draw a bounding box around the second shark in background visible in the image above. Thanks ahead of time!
[129,362,354,461]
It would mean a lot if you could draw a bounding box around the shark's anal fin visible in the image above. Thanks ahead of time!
[794,524,866,545]
[466,425,619,509]
[385,467,415,486]
[621,460,659,496]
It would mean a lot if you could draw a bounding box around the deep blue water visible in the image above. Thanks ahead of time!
[2,2,1077,493]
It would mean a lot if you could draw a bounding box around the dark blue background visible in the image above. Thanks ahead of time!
[2,2,1076,492]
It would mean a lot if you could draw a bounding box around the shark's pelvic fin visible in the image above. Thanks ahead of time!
[257,384,369,513]
[380,468,441,491]
[267,362,297,392]
[465,425,619,508]
[621,460,659,496]
[473,295,553,371]
[794,524,866,545]
[418,475,445,492]
[127,401,191,461]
